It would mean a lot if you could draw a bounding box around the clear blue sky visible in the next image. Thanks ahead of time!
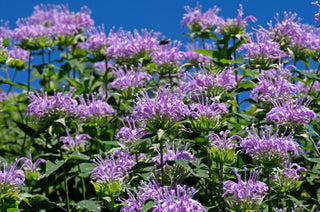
[1,0,317,43]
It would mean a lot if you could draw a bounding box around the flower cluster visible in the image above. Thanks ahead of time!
[121,177,205,212]
[0,162,25,195]
[18,150,46,181]
[59,129,91,152]
[26,87,77,121]
[241,125,299,167]
[224,168,268,211]
[92,150,136,196]
[116,117,148,145]
[181,3,223,32]
[183,41,212,64]
[266,97,316,129]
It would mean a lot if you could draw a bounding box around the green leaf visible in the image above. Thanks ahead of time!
[14,121,37,138]
[191,49,214,57]
[75,200,101,212]
[141,199,156,212]
[239,80,255,88]
[130,162,155,171]
[45,159,65,177]
[0,78,30,91]
[157,129,165,141]
[69,152,90,161]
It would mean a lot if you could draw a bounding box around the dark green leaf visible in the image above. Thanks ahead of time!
[141,199,156,212]
[45,159,65,177]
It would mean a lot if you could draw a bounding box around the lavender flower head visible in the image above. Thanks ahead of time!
[251,70,298,101]
[109,64,152,92]
[238,32,287,69]
[266,97,317,129]
[106,28,161,62]
[121,176,204,212]
[76,93,116,122]
[150,40,184,70]
[241,125,299,167]
[223,168,268,211]
[18,149,46,180]
[0,161,25,195]
[271,159,307,193]
[208,130,242,163]
[60,128,91,152]
[9,47,30,62]
[179,66,237,98]
[184,41,212,64]
[216,4,257,36]
[296,70,320,95]
[0,20,11,39]
[181,3,223,32]
[0,90,8,102]
[313,1,320,22]
[132,89,189,133]
[116,117,148,145]
[26,87,77,121]
[92,150,136,196]
[85,25,108,51]
[273,205,303,212]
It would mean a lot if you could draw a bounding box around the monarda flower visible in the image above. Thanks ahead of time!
[241,125,299,167]
[0,161,25,196]
[178,66,237,98]
[266,97,316,130]
[0,90,8,102]
[18,149,46,181]
[76,93,116,123]
[251,70,298,102]
[26,87,77,122]
[116,117,148,145]
[84,25,108,59]
[132,89,189,134]
[91,150,136,196]
[59,128,91,152]
[150,40,184,75]
[189,93,228,133]
[0,20,11,40]
[237,32,287,69]
[313,1,320,22]
[151,141,196,183]
[183,41,212,65]
[273,205,303,212]
[121,176,205,212]
[109,65,152,99]
[223,168,268,211]
[271,160,307,193]
[181,3,223,33]
[8,46,30,69]
[208,130,242,163]
[216,4,257,36]
[296,70,320,95]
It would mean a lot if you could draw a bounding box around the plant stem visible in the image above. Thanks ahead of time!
[310,135,320,157]
[1,198,5,212]
[27,51,32,91]
[266,168,272,212]
[159,136,164,186]
[308,63,320,95]
[77,162,86,200]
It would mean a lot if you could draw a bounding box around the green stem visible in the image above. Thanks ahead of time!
[57,137,70,212]
[266,169,272,212]
[27,51,32,91]
[310,135,320,157]
[308,63,320,95]
[104,58,109,91]
[201,38,206,49]
[77,162,86,200]
[160,137,164,186]
[205,139,214,205]
[219,161,224,208]
[1,198,5,212]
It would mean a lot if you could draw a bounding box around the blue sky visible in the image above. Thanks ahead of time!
[1,0,317,43]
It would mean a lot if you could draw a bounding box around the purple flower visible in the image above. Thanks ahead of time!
[59,128,91,151]
[251,70,298,101]
[0,20,11,39]
[9,46,30,62]
[208,130,242,150]
[76,93,116,122]
[224,168,268,211]
[151,141,196,169]
[181,3,223,32]
[121,176,204,212]
[313,1,320,22]
[271,160,307,192]
[132,89,189,130]
[266,97,317,128]
[26,87,78,121]
[150,40,184,67]
[190,93,228,119]
[273,205,303,212]
[106,28,161,61]
[0,161,25,195]
[85,25,108,51]
[92,150,136,195]
[116,117,148,145]
[241,125,299,166]
[216,4,257,35]
[0,90,8,102]
[109,64,152,91]
[18,149,46,180]
[296,70,320,95]
[238,33,287,68]
[184,42,212,64]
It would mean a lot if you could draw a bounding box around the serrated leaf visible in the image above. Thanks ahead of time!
[239,80,255,88]
[45,159,65,177]
[69,152,90,161]
[191,49,214,57]
[75,200,101,212]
